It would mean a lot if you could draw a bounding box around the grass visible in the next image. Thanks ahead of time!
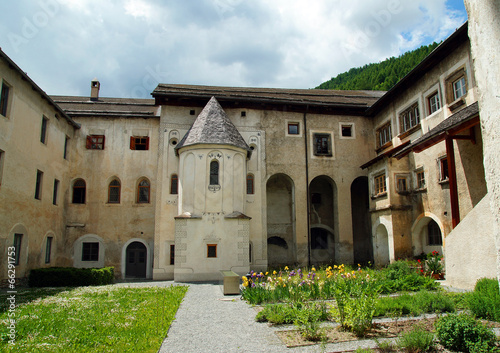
[0,285,187,353]
[374,290,457,317]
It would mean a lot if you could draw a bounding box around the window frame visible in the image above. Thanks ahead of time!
[53,179,59,205]
[427,91,441,115]
[312,133,332,157]
[13,233,23,266]
[287,122,300,135]
[137,178,150,203]
[81,242,99,261]
[170,174,178,195]
[86,135,105,150]
[45,236,53,264]
[0,81,10,117]
[63,136,69,160]
[427,220,443,246]
[415,168,426,190]
[246,174,254,195]
[398,102,421,135]
[376,122,392,150]
[373,173,387,196]
[339,122,355,139]
[207,244,217,258]
[108,179,121,204]
[72,179,86,204]
[35,169,43,200]
[209,160,219,186]
[395,174,409,194]
[453,77,467,101]
[130,136,150,150]
[445,67,468,107]
[40,116,49,144]
[438,156,449,183]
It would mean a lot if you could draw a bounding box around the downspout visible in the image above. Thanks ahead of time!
[304,108,311,267]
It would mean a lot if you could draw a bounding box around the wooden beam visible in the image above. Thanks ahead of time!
[446,137,460,228]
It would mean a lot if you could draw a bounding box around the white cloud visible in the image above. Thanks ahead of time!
[0,0,468,97]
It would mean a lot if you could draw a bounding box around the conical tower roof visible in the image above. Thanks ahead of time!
[175,97,251,153]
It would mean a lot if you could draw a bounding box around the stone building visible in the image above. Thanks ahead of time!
[0,20,497,287]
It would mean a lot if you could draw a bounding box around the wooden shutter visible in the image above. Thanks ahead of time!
[145,136,150,150]
[130,136,135,150]
[86,135,92,149]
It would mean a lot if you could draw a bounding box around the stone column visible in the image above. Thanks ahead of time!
[464,0,500,288]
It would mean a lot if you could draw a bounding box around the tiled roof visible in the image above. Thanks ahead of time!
[51,96,159,118]
[176,97,251,153]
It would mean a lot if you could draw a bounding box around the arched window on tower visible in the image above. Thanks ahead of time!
[246,174,254,194]
[170,174,178,195]
[209,160,219,185]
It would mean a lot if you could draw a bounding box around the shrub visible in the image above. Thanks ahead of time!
[376,261,439,294]
[396,325,435,352]
[293,303,326,341]
[435,313,497,352]
[255,304,296,324]
[468,278,500,322]
[29,267,114,287]
[374,291,455,317]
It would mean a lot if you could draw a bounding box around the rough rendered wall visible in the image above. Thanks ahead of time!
[464,0,500,286]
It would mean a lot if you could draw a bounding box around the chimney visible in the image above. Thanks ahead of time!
[90,79,100,101]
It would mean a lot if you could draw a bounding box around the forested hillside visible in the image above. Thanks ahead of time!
[316,42,440,91]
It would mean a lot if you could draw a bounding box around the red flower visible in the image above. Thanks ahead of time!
[417,259,421,263]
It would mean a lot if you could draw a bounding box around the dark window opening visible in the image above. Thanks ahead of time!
[209,160,219,185]
[137,179,150,203]
[341,125,352,137]
[311,228,328,250]
[313,134,331,156]
[241,111,246,117]
[207,244,217,258]
[427,220,442,246]
[170,174,178,195]
[53,179,59,205]
[82,242,99,261]
[45,237,53,264]
[35,170,43,200]
[246,174,254,194]
[13,233,23,266]
[64,136,69,159]
[190,109,195,115]
[170,244,175,265]
[130,136,149,150]
[440,158,449,182]
[311,193,321,204]
[288,123,299,135]
[40,117,48,144]
[72,179,86,204]
[0,82,10,117]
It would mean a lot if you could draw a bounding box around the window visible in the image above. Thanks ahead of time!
[209,160,219,185]
[288,123,299,135]
[45,236,53,264]
[82,242,99,261]
[374,174,386,196]
[130,136,149,150]
[137,179,150,203]
[311,229,328,250]
[0,82,10,117]
[313,133,332,156]
[399,102,420,134]
[0,150,4,187]
[64,136,69,159]
[246,174,254,194]
[86,135,105,150]
[170,245,175,265]
[40,116,48,144]
[241,111,246,117]
[35,170,43,200]
[108,179,120,203]
[453,77,467,101]
[439,157,449,182]
[427,220,442,246]
[341,125,352,137]
[376,122,392,149]
[416,169,426,189]
[428,92,441,115]
[53,179,59,205]
[72,179,86,204]
[207,244,217,258]
[396,175,408,193]
[170,174,178,195]
[13,234,23,266]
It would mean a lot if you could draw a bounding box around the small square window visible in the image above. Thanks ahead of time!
[190,110,195,115]
[82,242,99,261]
[207,244,217,258]
[241,111,246,117]
[341,125,352,137]
[313,133,332,156]
[130,136,149,150]
[86,135,105,150]
[288,123,299,135]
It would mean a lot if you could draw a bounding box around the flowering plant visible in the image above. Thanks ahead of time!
[425,251,444,276]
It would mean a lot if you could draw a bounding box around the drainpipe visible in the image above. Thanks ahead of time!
[304,108,311,267]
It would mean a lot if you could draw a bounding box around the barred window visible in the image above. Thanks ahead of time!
[108,179,121,203]
[246,174,254,194]
[170,174,178,195]
[210,161,219,185]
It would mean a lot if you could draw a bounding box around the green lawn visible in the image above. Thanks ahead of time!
[0,285,187,353]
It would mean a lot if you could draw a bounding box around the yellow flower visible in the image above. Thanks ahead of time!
[242,276,248,281]
[284,266,289,270]
[311,267,316,272]
[260,272,264,276]
[273,270,277,275]
[265,272,268,275]
[283,284,286,288]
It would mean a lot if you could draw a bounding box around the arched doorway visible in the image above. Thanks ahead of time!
[374,224,390,266]
[266,174,295,266]
[411,215,444,256]
[309,176,337,264]
[351,177,373,264]
[125,241,147,278]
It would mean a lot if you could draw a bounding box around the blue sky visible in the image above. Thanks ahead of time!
[0,0,467,98]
